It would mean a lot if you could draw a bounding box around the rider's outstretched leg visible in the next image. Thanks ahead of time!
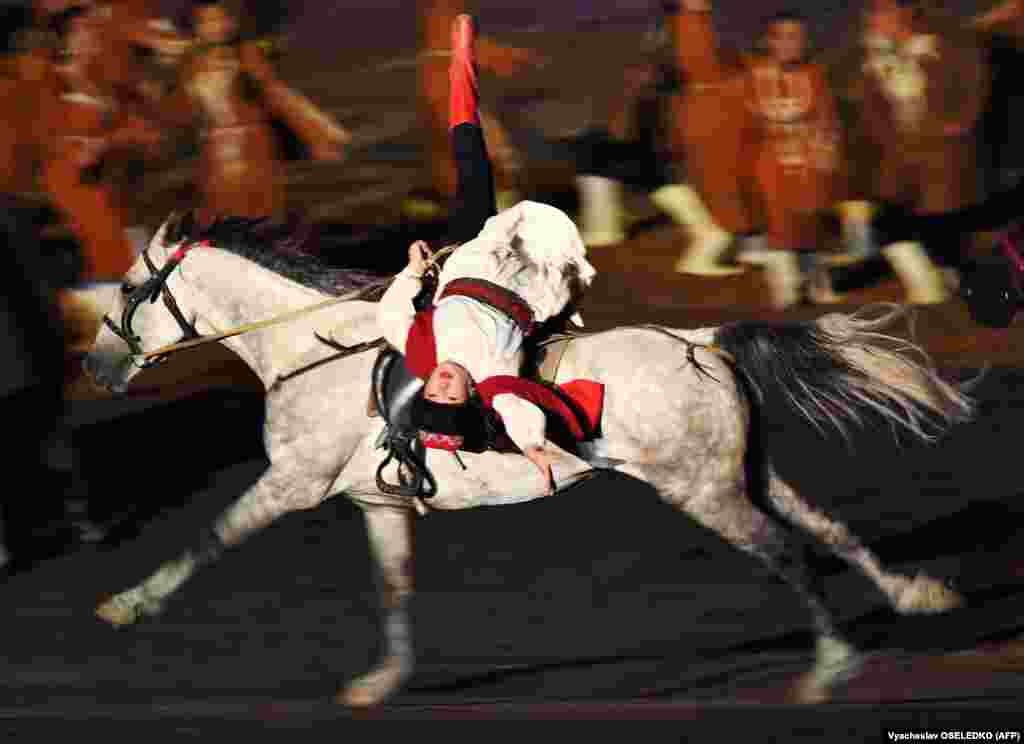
[412,12,496,312]
[446,14,497,245]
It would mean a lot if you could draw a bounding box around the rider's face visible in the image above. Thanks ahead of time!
[424,361,471,405]
[766,20,807,66]
[194,4,236,44]
[66,15,101,62]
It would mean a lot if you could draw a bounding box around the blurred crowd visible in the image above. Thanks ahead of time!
[567,0,1024,310]
[2,0,1024,568]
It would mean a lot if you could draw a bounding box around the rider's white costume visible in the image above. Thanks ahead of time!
[377,200,596,452]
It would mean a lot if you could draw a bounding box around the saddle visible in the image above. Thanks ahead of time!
[369,347,436,501]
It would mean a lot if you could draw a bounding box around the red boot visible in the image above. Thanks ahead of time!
[449,14,479,130]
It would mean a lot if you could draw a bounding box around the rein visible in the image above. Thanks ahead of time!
[127,242,458,365]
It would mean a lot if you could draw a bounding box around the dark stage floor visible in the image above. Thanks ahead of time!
[2,357,1023,737]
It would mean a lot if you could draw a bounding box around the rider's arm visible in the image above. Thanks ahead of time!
[377,267,424,351]
[240,41,351,159]
[491,394,547,452]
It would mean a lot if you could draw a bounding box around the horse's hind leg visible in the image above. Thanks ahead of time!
[621,461,860,703]
[96,463,336,627]
[765,467,964,614]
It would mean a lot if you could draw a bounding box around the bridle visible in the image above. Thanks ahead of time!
[102,242,204,369]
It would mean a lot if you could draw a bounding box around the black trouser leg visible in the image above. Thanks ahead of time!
[414,122,497,312]
[447,122,497,245]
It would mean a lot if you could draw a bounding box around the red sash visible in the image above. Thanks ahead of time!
[476,375,604,443]
[405,308,439,381]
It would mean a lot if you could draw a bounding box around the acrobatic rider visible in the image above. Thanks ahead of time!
[375,14,604,494]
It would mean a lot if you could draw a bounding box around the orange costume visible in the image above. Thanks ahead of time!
[674,9,843,250]
[39,68,162,279]
[93,0,187,108]
[743,58,843,251]
[857,7,988,216]
[38,6,164,281]
[970,0,1024,38]
[0,43,47,198]
[669,8,753,235]
[156,38,348,220]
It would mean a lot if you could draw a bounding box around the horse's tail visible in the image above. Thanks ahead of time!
[712,304,975,445]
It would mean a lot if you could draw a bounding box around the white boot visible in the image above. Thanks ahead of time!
[650,184,745,276]
[574,175,626,247]
[835,200,877,264]
[882,241,949,305]
[741,249,803,309]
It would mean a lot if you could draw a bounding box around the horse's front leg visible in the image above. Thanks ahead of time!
[96,463,335,626]
[337,505,415,707]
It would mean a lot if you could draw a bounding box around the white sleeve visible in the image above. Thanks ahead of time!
[491,393,547,452]
[377,267,424,352]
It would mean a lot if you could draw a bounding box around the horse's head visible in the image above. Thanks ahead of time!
[83,218,203,392]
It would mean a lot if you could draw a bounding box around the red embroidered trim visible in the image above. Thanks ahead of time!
[171,240,212,263]
[421,431,464,451]
[439,278,534,334]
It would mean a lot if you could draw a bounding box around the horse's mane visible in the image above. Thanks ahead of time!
[163,211,388,297]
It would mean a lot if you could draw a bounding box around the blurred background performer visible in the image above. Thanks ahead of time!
[572,2,737,262]
[150,0,349,224]
[661,0,754,278]
[572,50,679,250]
[739,9,846,307]
[851,0,989,304]
[970,0,1024,193]
[39,4,164,282]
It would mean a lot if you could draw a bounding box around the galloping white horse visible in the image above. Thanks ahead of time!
[85,213,973,706]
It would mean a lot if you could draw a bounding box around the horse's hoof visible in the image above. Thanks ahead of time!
[895,573,965,614]
[96,593,141,627]
[787,636,862,705]
[787,671,832,704]
[96,588,163,627]
[335,657,410,708]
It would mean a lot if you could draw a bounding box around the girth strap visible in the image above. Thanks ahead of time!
[537,337,572,385]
